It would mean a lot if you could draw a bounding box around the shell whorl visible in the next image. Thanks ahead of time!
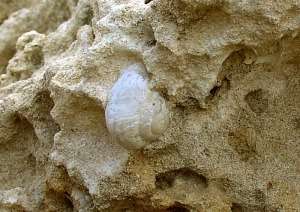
[105,63,169,149]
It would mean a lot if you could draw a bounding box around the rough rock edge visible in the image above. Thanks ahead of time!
[0,0,300,211]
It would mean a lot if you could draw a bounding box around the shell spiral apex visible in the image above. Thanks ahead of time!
[105,63,170,149]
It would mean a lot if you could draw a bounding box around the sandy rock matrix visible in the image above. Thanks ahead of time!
[1,0,300,211]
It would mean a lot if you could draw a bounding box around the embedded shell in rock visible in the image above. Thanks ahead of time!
[105,63,170,149]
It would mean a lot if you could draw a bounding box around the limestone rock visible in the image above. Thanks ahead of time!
[0,0,300,211]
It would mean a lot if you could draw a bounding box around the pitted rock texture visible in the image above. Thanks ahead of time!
[1,0,300,211]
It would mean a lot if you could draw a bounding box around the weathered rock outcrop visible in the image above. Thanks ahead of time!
[1,0,300,211]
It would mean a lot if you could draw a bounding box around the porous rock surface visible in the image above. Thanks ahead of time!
[0,0,300,211]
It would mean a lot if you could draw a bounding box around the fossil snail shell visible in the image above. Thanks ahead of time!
[105,63,169,149]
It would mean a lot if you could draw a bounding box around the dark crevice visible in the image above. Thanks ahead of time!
[231,203,243,212]
[46,189,74,212]
[45,165,76,211]
[32,90,61,143]
[158,88,170,102]
[145,0,153,4]
[167,202,190,212]
[156,168,207,190]
[210,85,221,96]
[206,77,231,102]
[147,39,157,46]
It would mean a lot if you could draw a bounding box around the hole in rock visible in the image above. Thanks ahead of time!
[46,189,74,212]
[231,203,243,212]
[0,113,38,190]
[155,168,207,190]
[167,203,190,212]
[209,85,221,96]
[147,39,157,46]
[228,128,256,162]
[245,89,268,115]
[27,153,37,167]
[206,76,231,103]
[220,48,256,77]
[145,0,153,4]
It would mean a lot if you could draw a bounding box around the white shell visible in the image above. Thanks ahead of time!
[105,63,169,149]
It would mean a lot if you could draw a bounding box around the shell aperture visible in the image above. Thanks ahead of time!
[105,63,169,149]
